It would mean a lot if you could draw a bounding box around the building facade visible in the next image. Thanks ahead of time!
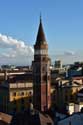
[0,74,33,114]
[55,78,83,111]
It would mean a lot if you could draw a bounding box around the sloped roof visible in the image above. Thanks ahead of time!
[62,81,81,87]
[36,17,47,44]
[78,88,83,94]
[8,73,32,83]
[0,112,12,124]
[58,112,83,125]
[10,109,53,125]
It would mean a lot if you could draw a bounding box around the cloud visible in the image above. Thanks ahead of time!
[0,34,34,65]
[0,34,33,49]
[0,34,83,66]
[50,50,83,65]
[64,51,75,56]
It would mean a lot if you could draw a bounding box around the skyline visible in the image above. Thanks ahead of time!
[0,0,83,65]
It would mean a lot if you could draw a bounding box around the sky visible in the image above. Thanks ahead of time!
[0,0,83,65]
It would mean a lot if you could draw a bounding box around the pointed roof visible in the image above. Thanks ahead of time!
[36,16,46,44]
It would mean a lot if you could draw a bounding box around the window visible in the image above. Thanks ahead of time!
[13,92,16,96]
[42,57,46,61]
[21,92,24,96]
[29,91,32,96]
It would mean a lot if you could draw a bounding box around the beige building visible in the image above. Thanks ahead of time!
[0,74,33,114]
[54,78,83,110]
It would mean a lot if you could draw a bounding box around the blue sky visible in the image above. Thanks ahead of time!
[0,0,83,65]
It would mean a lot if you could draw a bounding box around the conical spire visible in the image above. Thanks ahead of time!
[36,15,46,44]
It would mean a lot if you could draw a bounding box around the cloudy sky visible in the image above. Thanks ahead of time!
[0,0,83,65]
[0,34,34,65]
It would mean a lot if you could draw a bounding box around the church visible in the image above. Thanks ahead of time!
[32,16,51,112]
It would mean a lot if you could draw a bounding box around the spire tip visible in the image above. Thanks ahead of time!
[40,12,42,22]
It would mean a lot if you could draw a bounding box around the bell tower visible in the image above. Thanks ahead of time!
[33,16,51,112]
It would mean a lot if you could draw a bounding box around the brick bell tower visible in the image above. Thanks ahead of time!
[33,16,51,112]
